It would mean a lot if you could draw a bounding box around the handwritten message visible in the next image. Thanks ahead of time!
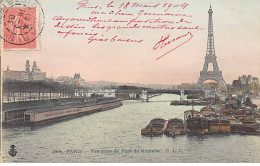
[52,0,204,60]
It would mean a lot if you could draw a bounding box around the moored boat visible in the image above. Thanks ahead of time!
[164,118,186,136]
[184,110,208,135]
[235,115,257,124]
[141,118,166,136]
[240,123,260,135]
[200,107,230,134]
[226,115,241,133]
[219,108,234,115]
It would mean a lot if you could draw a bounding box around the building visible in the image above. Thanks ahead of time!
[232,80,240,87]
[237,75,258,86]
[252,77,259,85]
[251,77,259,93]
[31,61,46,81]
[56,76,74,85]
[240,75,247,85]
[178,83,196,89]
[74,89,116,98]
[246,75,252,84]
[3,60,46,81]
[233,75,259,93]
[55,73,86,87]
[201,82,218,89]
[129,92,137,99]
[73,73,86,87]
[96,89,116,98]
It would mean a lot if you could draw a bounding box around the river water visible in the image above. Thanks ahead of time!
[2,94,260,162]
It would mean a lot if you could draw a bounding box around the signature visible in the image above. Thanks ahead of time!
[153,32,193,60]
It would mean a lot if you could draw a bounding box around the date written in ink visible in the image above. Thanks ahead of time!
[52,149,82,154]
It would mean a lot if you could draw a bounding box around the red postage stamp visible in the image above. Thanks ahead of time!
[3,7,37,49]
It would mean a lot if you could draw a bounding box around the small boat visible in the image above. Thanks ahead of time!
[141,118,166,136]
[184,110,208,135]
[164,118,186,136]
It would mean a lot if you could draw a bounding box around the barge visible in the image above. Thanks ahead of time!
[219,108,234,115]
[170,100,206,106]
[141,118,166,136]
[235,115,257,124]
[22,98,122,124]
[200,107,230,134]
[164,118,186,136]
[226,115,241,133]
[240,123,260,135]
[184,110,208,135]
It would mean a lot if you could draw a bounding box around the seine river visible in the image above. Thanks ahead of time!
[2,94,260,162]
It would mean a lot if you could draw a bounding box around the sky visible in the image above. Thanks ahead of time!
[1,0,260,85]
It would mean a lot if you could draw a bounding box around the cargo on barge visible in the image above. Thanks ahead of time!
[226,116,241,133]
[200,107,230,134]
[141,118,166,136]
[164,118,186,136]
[240,123,260,135]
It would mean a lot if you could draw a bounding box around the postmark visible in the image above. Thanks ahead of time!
[0,0,45,50]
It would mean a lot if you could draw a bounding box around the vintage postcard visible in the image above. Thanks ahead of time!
[0,0,260,163]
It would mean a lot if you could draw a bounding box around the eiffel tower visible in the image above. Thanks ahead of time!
[197,5,227,89]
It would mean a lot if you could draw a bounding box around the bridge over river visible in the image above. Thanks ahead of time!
[115,89,204,102]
